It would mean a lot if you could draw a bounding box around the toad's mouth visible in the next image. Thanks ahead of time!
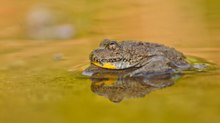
[92,62,117,69]
[91,57,132,69]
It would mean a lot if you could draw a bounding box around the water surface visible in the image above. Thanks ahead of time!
[0,0,220,123]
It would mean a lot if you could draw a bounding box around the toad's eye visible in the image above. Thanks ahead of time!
[107,42,118,50]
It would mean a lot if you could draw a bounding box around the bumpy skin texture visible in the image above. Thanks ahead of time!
[85,39,191,77]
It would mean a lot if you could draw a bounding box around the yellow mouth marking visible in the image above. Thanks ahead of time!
[92,62,117,69]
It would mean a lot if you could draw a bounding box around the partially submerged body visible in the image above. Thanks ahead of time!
[83,39,206,77]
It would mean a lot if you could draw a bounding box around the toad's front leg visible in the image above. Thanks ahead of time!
[126,56,176,77]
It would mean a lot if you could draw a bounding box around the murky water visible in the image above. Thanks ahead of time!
[0,0,220,123]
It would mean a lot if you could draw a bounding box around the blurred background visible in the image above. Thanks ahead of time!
[0,0,220,123]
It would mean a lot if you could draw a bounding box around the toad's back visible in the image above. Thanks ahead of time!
[119,41,188,66]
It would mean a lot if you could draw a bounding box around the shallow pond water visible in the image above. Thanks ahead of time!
[0,0,220,123]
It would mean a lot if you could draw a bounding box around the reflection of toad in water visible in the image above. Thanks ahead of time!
[86,65,180,103]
